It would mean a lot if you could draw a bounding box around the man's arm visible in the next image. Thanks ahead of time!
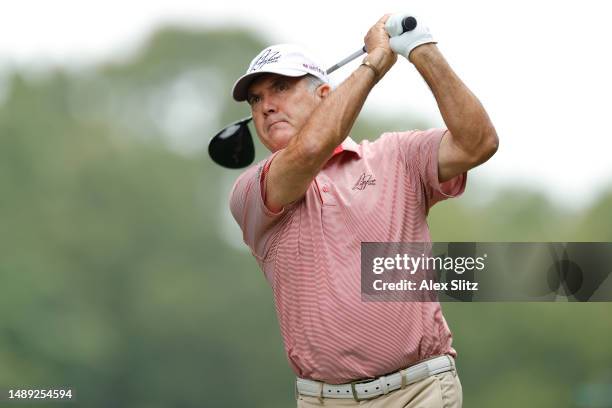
[265,16,396,212]
[409,44,498,183]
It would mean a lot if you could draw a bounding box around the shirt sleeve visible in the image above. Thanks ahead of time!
[229,151,288,261]
[396,128,467,209]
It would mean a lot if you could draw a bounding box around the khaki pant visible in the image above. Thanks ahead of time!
[297,371,462,408]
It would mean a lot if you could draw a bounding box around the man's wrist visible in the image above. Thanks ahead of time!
[408,43,439,64]
[367,48,393,73]
[360,59,380,82]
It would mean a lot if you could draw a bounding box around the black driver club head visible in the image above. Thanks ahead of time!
[208,117,255,169]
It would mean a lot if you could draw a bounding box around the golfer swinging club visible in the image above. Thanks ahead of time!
[229,13,497,407]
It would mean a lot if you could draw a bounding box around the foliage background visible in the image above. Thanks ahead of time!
[1,27,611,407]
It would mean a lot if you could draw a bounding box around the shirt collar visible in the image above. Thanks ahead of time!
[332,136,361,158]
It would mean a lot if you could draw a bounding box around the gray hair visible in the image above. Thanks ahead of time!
[303,74,327,92]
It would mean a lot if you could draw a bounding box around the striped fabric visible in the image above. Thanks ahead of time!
[230,128,466,384]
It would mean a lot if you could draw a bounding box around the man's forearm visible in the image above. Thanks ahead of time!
[288,64,378,170]
[410,44,497,155]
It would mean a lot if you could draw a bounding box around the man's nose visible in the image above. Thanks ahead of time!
[262,95,278,116]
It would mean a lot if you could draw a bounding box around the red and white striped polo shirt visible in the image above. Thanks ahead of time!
[230,128,467,384]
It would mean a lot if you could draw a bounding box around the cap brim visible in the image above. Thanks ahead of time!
[231,68,309,102]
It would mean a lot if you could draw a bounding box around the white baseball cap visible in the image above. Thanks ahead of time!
[232,44,329,102]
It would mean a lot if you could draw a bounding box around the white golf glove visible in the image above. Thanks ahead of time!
[385,13,436,60]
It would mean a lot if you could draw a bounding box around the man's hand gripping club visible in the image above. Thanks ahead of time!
[385,12,436,62]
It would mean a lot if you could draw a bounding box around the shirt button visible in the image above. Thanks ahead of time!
[322,185,330,193]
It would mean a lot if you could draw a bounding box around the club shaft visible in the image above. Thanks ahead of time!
[326,46,366,75]
[325,16,418,75]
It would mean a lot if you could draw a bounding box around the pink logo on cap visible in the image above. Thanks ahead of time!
[302,63,325,76]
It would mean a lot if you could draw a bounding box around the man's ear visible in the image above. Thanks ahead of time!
[317,83,332,99]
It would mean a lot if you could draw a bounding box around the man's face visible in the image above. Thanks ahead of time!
[246,73,328,152]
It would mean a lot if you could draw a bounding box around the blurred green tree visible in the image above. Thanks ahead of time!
[0,26,610,408]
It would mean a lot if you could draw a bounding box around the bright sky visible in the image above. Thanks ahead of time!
[1,0,611,208]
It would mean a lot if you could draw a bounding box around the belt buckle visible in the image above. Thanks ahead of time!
[350,378,373,402]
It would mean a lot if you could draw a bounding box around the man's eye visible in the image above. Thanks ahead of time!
[248,95,260,105]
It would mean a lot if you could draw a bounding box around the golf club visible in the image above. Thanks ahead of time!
[208,16,418,169]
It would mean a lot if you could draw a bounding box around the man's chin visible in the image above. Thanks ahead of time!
[268,129,296,148]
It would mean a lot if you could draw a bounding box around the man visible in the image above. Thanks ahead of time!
[229,13,497,408]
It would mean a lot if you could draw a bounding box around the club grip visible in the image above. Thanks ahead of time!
[401,16,417,32]
[360,16,419,58]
